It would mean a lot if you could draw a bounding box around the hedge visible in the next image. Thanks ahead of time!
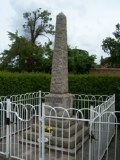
[0,72,51,96]
[69,74,120,112]
[0,72,120,112]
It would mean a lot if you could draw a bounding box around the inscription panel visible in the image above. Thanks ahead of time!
[45,97,63,107]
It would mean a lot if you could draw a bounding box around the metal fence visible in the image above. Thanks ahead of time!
[0,91,49,137]
[0,91,118,160]
[89,94,115,160]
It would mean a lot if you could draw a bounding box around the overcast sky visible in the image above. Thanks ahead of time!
[0,0,120,64]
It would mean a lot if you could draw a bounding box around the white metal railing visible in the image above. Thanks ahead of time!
[0,91,49,139]
[73,94,113,119]
[0,91,117,160]
[0,91,112,127]
[89,94,115,160]
[73,94,112,109]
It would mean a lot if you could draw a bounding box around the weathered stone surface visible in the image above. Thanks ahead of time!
[50,12,68,94]
[24,130,39,142]
[32,121,83,138]
[45,93,73,116]
[45,12,73,116]
[23,126,89,150]
[45,135,89,155]
[32,117,76,131]
[47,127,89,149]
[45,116,76,128]
[52,122,83,138]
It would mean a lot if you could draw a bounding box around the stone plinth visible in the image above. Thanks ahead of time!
[45,93,73,116]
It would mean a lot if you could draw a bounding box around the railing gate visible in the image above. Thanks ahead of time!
[0,93,45,160]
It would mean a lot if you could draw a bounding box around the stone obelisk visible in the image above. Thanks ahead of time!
[45,13,73,116]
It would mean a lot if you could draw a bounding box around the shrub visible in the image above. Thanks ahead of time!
[0,72,120,112]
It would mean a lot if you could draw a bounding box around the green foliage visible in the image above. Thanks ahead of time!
[0,8,96,74]
[69,74,115,94]
[0,72,50,96]
[0,33,53,72]
[102,23,120,67]
[0,8,54,73]
[0,72,120,113]
[68,46,96,74]
[23,8,54,45]
[69,74,120,113]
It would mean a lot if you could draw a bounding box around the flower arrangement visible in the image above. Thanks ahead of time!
[44,126,53,138]
[44,126,53,132]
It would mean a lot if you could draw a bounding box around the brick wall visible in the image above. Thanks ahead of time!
[90,68,120,75]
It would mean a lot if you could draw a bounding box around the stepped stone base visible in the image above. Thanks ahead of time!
[19,139,39,148]
[49,127,89,149]
[45,135,89,155]
[20,134,89,155]
[22,118,89,154]
[45,116,76,128]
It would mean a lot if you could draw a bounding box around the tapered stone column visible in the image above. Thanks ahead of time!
[45,13,73,116]
[50,12,68,94]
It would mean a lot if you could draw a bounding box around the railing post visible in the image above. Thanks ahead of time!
[39,91,45,160]
[89,101,94,160]
[41,101,45,160]
[39,91,42,160]
[39,91,42,116]
[6,96,11,158]
[113,94,115,112]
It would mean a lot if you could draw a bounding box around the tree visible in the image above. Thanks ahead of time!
[0,31,42,72]
[0,8,54,72]
[68,46,96,74]
[101,23,120,67]
[23,8,54,45]
[0,8,96,74]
